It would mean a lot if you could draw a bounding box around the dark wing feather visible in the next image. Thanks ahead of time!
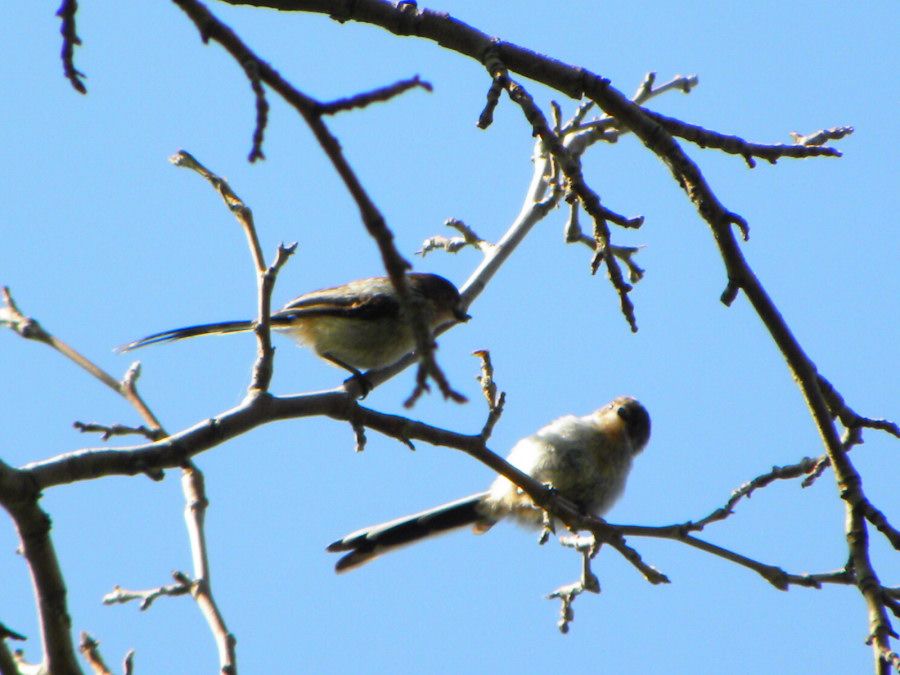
[276,279,401,322]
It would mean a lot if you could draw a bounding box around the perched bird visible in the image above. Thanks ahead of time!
[118,273,469,384]
[328,396,650,571]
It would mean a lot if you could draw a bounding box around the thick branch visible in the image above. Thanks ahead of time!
[1,459,81,674]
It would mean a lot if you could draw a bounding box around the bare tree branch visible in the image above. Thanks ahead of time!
[317,74,432,115]
[103,573,193,611]
[55,0,86,94]
[1,458,81,675]
[790,126,855,147]
[548,536,601,634]
[2,288,166,445]
[472,350,505,443]
[102,468,239,675]
[241,59,268,162]
[169,150,298,394]
[641,108,847,167]
[78,633,111,675]
[499,73,640,331]
[181,466,238,674]
[72,422,161,442]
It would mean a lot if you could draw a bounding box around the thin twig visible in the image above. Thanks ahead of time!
[818,374,900,440]
[500,76,639,331]
[181,465,238,674]
[641,108,846,167]
[242,60,268,162]
[169,150,297,393]
[2,287,124,394]
[617,522,855,591]
[55,0,86,93]
[476,43,507,129]
[419,218,495,257]
[79,632,112,675]
[73,421,161,442]
[119,362,165,438]
[2,287,167,443]
[351,418,368,453]
[250,243,297,392]
[472,350,505,442]
[683,458,820,532]
[169,151,265,274]
[103,573,193,611]
[318,75,432,115]
[790,126,855,146]
[548,535,601,634]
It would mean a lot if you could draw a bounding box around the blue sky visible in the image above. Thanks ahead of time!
[2,2,897,673]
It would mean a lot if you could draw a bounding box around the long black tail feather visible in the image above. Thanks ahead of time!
[327,492,489,572]
[116,320,254,352]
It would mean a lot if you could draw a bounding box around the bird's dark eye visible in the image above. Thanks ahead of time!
[617,406,628,420]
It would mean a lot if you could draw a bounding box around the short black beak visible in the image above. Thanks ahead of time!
[453,307,471,322]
